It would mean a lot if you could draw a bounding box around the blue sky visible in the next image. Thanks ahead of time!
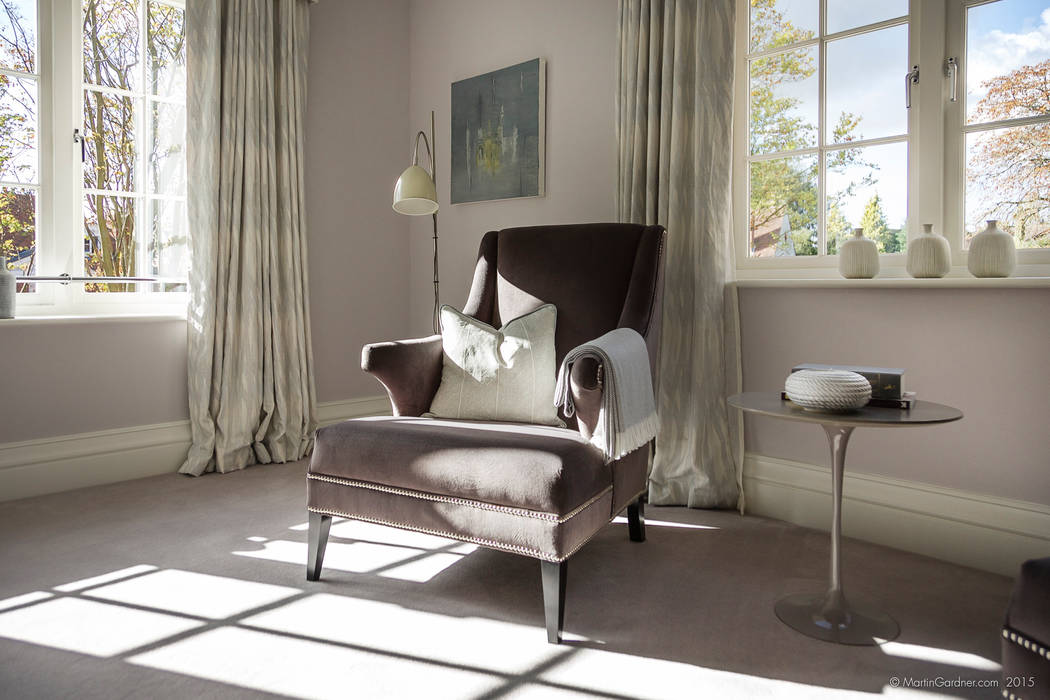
[751,0,1050,232]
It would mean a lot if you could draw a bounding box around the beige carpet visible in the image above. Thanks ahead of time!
[0,461,1011,699]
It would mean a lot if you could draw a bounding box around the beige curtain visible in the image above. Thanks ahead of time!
[181,0,317,476]
[617,0,742,508]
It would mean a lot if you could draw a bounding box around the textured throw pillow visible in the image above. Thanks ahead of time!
[426,304,562,426]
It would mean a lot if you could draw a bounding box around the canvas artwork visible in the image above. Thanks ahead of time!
[450,58,546,204]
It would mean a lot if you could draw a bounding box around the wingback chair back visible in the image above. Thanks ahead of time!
[461,223,666,424]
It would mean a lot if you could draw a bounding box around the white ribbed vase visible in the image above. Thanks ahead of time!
[838,228,879,279]
[907,223,951,278]
[785,369,872,412]
[968,219,1016,278]
[0,256,15,319]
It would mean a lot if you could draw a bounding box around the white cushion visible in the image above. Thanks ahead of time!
[426,304,562,426]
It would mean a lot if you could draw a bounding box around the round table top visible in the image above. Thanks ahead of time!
[728,392,963,428]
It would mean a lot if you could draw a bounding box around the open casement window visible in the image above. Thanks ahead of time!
[733,0,1050,278]
[0,0,187,316]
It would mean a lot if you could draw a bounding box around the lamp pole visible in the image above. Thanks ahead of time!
[430,110,439,335]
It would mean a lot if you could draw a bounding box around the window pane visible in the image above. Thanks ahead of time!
[966,123,1050,249]
[826,0,907,34]
[750,0,817,53]
[825,24,908,145]
[1,186,35,292]
[966,0,1050,124]
[84,89,137,192]
[826,141,908,255]
[84,194,137,292]
[750,45,818,155]
[0,0,36,73]
[83,0,140,92]
[147,1,185,99]
[0,74,37,183]
[749,155,818,257]
[149,100,184,195]
[149,197,187,291]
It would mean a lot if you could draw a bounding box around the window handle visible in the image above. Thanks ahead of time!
[945,57,958,103]
[73,128,85,162]
[905,65,920,109]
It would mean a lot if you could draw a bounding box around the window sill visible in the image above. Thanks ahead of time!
[731,276,1050,289]
[0,312,187,326]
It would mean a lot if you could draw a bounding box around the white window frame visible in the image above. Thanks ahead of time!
[944,0,1050,275]
[732,0,1050,279]
[14,0,187,317]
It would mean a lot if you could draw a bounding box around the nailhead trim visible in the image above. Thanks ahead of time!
[1001,626,1047,699]
[308,506,586,562]
[1003,627,1049,657]
[308,473,612,524]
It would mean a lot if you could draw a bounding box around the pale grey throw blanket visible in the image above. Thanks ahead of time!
[554,328,658,463]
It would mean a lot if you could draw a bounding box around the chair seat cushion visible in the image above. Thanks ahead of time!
[310,416,611,517]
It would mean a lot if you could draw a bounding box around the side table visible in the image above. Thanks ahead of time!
[728,392,963,645]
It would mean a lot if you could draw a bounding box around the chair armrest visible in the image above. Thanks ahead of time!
[361,335,443,417]
[570,356,603,440]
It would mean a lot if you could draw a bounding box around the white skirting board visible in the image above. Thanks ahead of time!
[743,452,1050,577]
[0,395,391,503]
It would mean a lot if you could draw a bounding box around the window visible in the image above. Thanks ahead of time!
[0,0,40,292]
[946,0,1050,253]
[733,0,1050,276]
[0,0,187,315]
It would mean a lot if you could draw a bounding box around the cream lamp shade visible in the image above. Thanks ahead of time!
[392,164,438,215]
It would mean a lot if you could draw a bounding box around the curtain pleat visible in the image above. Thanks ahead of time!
[181,0,317,476]
[616,0,740,508]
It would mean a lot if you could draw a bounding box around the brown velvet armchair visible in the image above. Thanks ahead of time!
[306,222,666,643]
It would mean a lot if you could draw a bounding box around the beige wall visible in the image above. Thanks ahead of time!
[738,287,1050,506]
[0,0,412,446]
[307,0,412,401]
[0,319,188,443]
[406,0,619,334]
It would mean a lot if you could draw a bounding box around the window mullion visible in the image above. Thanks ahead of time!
[817,0,827,257]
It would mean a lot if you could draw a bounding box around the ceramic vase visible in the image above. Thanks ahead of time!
[838,227,879,279]
[968,220,1016,278]
[0,256,15,319]
[906,223,951,278]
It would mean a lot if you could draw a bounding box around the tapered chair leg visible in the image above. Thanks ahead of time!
[307,511,332,581]
[627,497,646,542]
[540,560,567,644]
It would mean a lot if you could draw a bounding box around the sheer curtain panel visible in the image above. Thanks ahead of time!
[617,0,741,508]
[181,0,317,476]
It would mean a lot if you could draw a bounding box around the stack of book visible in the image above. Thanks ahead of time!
[781,363,915,409]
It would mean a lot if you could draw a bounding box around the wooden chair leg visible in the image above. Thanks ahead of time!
[627,497,646,542]
[307,512,332,581]
[540,560,567,644]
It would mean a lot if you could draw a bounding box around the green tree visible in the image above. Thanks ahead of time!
[861,194,904,254]
[747,0,873,256]
[825,200,852,256]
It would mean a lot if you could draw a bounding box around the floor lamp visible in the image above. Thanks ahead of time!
[392,111,440,334]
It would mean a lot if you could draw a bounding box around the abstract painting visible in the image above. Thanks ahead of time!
[450,58,546,204]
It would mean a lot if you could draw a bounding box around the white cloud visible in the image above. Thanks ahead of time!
[967,6,1050,105]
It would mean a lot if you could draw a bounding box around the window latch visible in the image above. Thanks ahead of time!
[945,57,958,103]
[73,128,85,162]
[905,66,920,109]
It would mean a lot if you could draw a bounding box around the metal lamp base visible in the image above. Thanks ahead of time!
[775,591,900,645]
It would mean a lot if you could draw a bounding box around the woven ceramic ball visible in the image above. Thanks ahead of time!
[784,369,872,412]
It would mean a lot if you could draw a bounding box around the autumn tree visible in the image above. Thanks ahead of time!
[0,0,37,284]
[969,58,1050,248]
